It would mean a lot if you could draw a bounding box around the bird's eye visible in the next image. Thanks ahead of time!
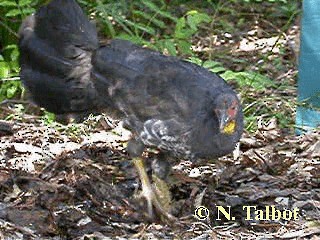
[227,104,238,118]
[223,100,228,107]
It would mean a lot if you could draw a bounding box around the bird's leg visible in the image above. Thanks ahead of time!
[151,153,172,215]
[127,139,176,221]
[133,157,176,221]
[132,156,155,217]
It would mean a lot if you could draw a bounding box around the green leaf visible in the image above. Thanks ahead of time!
[141,0,177,22]
[96,1,116,37]
[221,71,275,90]
[42,111,56,124]
[141,0,161,13]
[203,60,222,69]
[174,18,194,39]
[174,16,198,40]
[6,84,18,98]
[209,67,226,74]
[0,1,17,7]
[18,0,32,7]
[112,15,133,36]
[4,44,16,50]
[176,40,192,55]
[133,10,166,29]
[187,13,211,31]
[176,29,195,39]
[0,62,10,78]
[186,10,199,15]
[5,9,21,17]
[9,60,20,73]
[163,40,177,56]
[187,57,203,66]
[21,7,36,16]
[203,61,226,73]
[174,17,186,35]
[125,19,156,35]
[187,15,198,31]
[10,47,19,62]
[5,7,34,17]
[116,34,153,48]
[101,18,116,38]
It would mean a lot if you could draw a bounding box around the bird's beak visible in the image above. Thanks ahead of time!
[218,111,236,135]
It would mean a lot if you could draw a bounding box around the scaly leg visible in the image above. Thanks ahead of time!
[151,154,172,216]
[132,157,176,221]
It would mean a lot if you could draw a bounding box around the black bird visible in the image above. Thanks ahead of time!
[19,0,243,220]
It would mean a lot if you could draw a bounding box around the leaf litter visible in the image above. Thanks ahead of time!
[0,115,318,239]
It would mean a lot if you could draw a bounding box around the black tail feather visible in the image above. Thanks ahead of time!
[19,0,102,115]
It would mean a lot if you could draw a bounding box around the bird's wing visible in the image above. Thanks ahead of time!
[93,40,223,153]
[93,39,222,120]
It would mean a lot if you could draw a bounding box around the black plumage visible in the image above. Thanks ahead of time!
[93,41,243,158]
[19,0,243,220]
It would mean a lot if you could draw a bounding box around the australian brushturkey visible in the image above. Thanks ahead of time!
[19,0,243,221]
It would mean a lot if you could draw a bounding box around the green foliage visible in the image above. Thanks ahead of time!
[92,0,172,39]
[188,56,291,132]
[0,80,21,102]
[240,0,300,19]
[4,103,25,120]
[221,71,275,90]
[41,111,56,125]
[242,0,287,3]
[0,0,35,17]
[188,58,275,91]
[0,0,38,101]
[93,1,210,56]
[0,44,19,75]
[0,44,22,102]
[169,10,211,55]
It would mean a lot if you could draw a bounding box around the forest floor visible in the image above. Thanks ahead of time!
[0,1,319,239]
[0,115,319,239]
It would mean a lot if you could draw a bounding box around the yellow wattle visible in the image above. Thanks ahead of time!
[223,120,236,134]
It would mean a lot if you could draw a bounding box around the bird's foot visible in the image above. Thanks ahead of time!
[132,157,176,222]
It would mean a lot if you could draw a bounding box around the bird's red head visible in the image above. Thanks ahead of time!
[214,94,240,135]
